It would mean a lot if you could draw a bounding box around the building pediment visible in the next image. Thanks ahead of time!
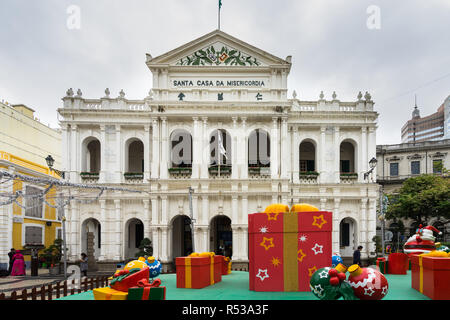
[146,29,291,70]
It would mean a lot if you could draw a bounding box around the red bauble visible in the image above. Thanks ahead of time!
[347,265,389,300]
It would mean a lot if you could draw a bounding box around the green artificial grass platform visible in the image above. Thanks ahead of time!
[57,270,430,300]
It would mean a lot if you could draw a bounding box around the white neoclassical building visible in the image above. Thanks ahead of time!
[58,30,379,270]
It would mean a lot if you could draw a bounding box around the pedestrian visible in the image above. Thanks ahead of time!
[353,246,363,266]
[8,248,15,275]
[80,253,88,277]
[10,250,26,276]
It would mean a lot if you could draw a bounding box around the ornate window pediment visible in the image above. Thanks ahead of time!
[386,156,402,162]
[430,151,447,158]
[407,153,423,160]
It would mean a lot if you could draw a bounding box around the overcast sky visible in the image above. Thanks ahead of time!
[0,0,449,145]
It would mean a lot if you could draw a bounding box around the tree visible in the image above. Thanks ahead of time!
[386,174,450,224]
[135,238,153,258]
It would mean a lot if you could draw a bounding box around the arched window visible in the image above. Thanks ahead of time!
[170,130,192,168]
[81,137,101,173]
[210,129,232,166]
[299,140,316,173]
[125,139,144,173]
[340,141,355,173]
[248,129,270,167]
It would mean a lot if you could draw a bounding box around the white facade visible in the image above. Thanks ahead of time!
[58,30,379,268]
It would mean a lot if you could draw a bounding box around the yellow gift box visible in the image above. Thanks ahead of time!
[93,287,128,300]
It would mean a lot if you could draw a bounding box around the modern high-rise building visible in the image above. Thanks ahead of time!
[401,96,449,143]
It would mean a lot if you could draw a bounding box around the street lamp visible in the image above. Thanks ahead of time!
[44,155,68,278]
[45,155,65,179]
[364,157,378,181]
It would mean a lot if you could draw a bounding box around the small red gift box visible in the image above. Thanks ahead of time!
[176,255,222,289]
[249,210,332,292]
[388,252,409,275]
[411,255,450,300]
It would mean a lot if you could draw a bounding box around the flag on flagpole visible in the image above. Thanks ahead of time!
[218,131,228,160]
[219,0,222,10]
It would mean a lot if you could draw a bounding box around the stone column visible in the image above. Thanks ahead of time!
[232,226,239,261]
[360,127,367,183]
[231,117,239,179]
[161,195,168,226]
[71,124,78,182]
[99,199,107,261]
[333,198,341,254]
[114,199,122,260]
[241,191,248,225]
[192,117,200,179]
[368,127,376,179]
[152,227,160,261]
[270,117,279,179]
[99,125,107,183]
[367,198,377,254]
[292,126,300,184]
[144,125,151,181]
[334,126,340,183]
[160,117,168,179]
[70,201,79,260]
[161,227,168,262]
[360,198,368,259]
[143,199,151,240]
[151,117,160,179]
[201,193,209,226]
[319,126,326,183]
[201,117,209,179]
[61,124,69,175]
[241,227,249,261]
[115,125,122,183]
[280,117,289,179]
[240,117,248,179]
[232,196,238,224]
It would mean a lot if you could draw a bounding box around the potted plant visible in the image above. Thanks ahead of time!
[135,238,153,258]
[39,239,64,275]
[124,172,144,179]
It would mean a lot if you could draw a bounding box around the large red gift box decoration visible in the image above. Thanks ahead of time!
[176,254,222,289]
[249,205,332,292]
[411,255,450,300]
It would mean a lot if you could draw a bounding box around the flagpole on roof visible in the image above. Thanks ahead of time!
[218,0,222,30]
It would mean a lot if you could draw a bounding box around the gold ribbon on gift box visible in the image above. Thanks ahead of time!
[419,255,423,293]
[283,212,299,291]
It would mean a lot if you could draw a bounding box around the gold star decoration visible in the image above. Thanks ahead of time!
[271,257,281,267]
[308,266,318,277]
[297,249,306,262]
[260,237,275,251]
[266,212,279,221]
[312,215,327,229]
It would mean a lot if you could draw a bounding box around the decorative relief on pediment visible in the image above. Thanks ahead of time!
[176,44,261,66]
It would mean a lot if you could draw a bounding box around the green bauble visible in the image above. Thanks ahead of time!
[309,267,341,300]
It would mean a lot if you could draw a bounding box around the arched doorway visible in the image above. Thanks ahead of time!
[81,218,101,260]
[339,217,358,257]
[210,216,232,258]
[124,218,144,260]
[171,215,192,259]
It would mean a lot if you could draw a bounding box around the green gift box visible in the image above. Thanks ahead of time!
[127,286,166,300]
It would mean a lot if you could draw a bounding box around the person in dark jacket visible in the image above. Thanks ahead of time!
[353,246,363,266]
[8,248,16,275]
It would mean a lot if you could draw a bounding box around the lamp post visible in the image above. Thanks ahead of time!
[363,157,378,260]
[45,155,68,278]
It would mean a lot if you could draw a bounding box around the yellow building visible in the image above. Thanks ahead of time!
[0,100,62,270]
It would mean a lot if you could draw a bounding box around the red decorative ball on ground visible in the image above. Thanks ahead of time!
[347,265,389,300]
